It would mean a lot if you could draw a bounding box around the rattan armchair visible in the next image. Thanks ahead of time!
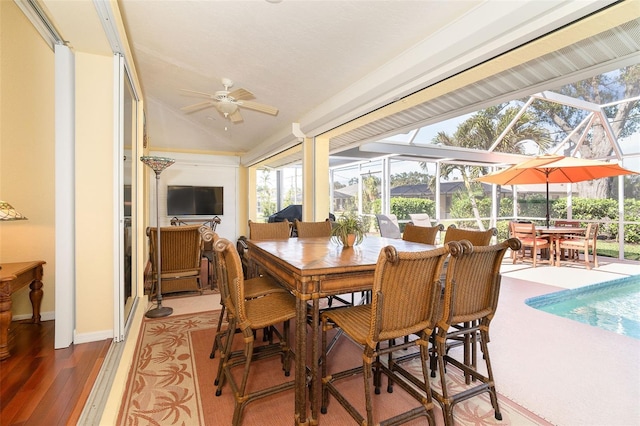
[320,245,450,425]
[432,238,520,425]
[214,238,296,426]
[402,223,444,245]
[146,225,203,296]
[293,218,332,238]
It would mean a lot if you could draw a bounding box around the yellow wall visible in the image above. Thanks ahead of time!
[0,1,56,317]
[1,2,118,335]
[74,52,115,335]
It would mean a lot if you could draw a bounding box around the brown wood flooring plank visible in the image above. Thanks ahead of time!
[0,320,111,426]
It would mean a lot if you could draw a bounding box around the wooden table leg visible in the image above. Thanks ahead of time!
[0,277,13,360]
[29,264,44,323]
[295,294,309,425]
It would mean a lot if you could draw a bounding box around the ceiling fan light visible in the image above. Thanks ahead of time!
[217,101,238,114]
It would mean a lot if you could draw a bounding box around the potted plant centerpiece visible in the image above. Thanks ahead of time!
[331,212,366,248]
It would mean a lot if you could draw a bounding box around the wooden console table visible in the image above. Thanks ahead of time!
[0,261,46,360]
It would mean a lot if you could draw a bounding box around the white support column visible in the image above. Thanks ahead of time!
[54,44,75,349]
[302,136,329,221]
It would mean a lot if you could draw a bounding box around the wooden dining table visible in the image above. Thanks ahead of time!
[246,236,437,425]
[534,226,586,266]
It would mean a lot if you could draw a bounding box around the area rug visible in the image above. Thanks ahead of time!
[118,311,552,425]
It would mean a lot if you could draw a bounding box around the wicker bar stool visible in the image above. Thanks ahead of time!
[432,238,520,425]
[213,238,296,426]
[320,244,450,425]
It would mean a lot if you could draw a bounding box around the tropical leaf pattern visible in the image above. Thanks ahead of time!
[118,311,550,425]
[118,311,218,425]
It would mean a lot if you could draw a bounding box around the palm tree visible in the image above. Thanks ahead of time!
[422,104,551,228]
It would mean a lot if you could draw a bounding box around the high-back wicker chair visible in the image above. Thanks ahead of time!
[402,223,444,245]
[248,219,292,240]
[432,238,520,426]
[213,238,296,426]
[321,245,450,426]
[294,219,332,238]
[375,213,401,238]
[556,222,599,269]
[443,224,497,246]
[146,225,203,296]
[203,230,288,361]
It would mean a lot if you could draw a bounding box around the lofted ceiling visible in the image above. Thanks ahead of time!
[38,0,639,167]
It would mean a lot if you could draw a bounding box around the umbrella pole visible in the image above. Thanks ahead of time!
[546,179,550,228]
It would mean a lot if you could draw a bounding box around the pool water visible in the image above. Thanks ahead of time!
[525,275,640,339]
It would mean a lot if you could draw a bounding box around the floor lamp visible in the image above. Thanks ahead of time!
[141,156,175,318]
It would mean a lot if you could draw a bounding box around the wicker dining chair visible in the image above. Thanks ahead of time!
[202,229,288,361]
[248,219,292,240]
[320,245,450,426]
[432,238,520,426]
[213,238,296,426]
[402,223,444,245]
[146,225,204,296]
[294,218,332,238]
[556,222,599,269]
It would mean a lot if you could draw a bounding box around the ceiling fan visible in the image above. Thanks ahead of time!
[180,78,278,123]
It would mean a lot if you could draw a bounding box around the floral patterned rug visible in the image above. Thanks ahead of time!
[117,311,551,425]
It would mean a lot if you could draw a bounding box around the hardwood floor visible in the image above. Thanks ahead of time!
[0,320,110,426]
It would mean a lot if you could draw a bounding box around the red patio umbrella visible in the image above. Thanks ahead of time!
[477,154,638,227]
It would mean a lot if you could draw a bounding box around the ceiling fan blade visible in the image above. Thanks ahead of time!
[228,88,254,101]
[180,88,214,98]
[238,100,279,115]
[229,109,243,123]
[181,101,215,112]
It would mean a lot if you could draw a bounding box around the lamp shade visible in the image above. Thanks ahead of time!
[0,201,27,220]
[216,101,238,115]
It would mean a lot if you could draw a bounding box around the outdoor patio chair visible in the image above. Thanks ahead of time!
[409,213,432,227]
[432,238,520,425]
[510,222,551,267]
[556,223,599,269]
[320,244,450,426]
[402,223,444,245]
[375,213,401,238]
[554,220,581,261]
[294,218,332,238]
[146,225,203,296]
[213,238,296,426]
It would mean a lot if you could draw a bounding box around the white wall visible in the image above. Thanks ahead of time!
[148,151,239,242]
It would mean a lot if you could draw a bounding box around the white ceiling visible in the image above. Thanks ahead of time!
[40,0,633,165]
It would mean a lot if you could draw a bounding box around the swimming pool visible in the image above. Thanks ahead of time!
[525,275,640,339]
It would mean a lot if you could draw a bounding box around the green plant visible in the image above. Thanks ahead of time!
[331,212,366,247]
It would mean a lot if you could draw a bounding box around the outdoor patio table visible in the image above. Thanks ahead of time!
[246,236,437,425]
[535,226,586,266]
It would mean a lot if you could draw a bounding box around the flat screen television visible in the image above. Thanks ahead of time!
[167,185,223,216]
